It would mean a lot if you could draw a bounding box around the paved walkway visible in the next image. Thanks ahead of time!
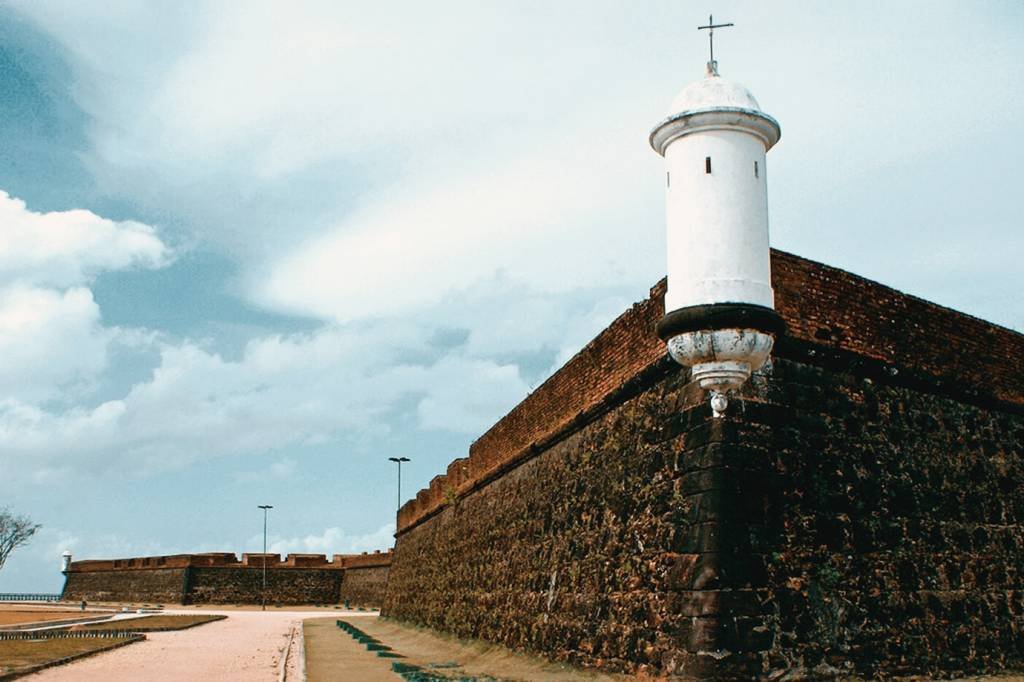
[26,608,375,681]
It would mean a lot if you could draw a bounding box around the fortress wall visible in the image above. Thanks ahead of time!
[186,568,344,605]
[332,550,393,569]
[395,250,1024,538]
[385,368,712,674]
[62,567,187,604]
[339,565,391,607]
[385,251,1024,678]
[717,351,1024,677]
[62,551,392,606]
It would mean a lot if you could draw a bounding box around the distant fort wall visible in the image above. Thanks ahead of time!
[383,250,1024,678]
[62,550,392,607]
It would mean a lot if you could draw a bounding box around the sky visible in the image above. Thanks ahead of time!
[0,1,1021,592]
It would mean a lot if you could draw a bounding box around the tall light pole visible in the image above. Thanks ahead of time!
[388,457,410,512]
[257,504,273,611]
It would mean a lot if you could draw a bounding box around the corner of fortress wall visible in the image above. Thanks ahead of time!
[384,249,1024,678]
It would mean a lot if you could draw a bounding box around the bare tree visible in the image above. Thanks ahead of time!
[0,509,41,572]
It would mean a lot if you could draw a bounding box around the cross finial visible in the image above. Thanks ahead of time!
[697,14,734,76]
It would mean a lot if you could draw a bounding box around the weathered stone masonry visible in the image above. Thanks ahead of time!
[384,249,1024,679]
[62,550,393,607]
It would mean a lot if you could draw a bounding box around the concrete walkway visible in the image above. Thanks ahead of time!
[25,608,375,681]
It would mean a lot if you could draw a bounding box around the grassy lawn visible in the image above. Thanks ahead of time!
[82,614,225,631]
[0,636,137,675]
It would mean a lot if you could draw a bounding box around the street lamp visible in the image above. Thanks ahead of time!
[388,457,410,512]
[257,504,273,611]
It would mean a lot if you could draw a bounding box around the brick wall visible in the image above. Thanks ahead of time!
[770,250,1024,408]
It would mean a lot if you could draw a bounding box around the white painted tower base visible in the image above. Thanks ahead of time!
[666,328,774,417]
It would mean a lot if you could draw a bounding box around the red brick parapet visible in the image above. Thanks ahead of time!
[397,249,1024,535]
[67,553,240,572]
[331,550,394,569]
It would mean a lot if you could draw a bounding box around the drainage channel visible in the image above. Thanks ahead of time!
[334,620,502,682]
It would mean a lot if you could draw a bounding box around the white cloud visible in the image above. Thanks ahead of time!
[0,321,532,482]
[233,457,297,483]
[0,191,168,288]
[259,130,659,322]
[0,285,111,403]
[0,190,170,407]
[416,356,530,432]
[265,522,395,557]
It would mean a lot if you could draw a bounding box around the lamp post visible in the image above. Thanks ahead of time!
[388,457,410,512]
[257,504,273,611]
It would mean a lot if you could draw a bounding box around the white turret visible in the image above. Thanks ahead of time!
[61,550,72,573]
[650,59,784,417]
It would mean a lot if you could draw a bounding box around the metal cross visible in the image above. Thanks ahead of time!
[697,14,734,64]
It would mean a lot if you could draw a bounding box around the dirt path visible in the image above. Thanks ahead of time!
[25,608,374,681]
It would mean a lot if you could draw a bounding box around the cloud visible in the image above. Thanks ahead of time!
[0,190,170,407]
[233,457,297,483]
[9,0,666,297]
[0,185,630,486]
[0,190,169,288]
[265,522,395,556]
[0,320,534,482]
[0,285,110,402]
[258,130,659,323]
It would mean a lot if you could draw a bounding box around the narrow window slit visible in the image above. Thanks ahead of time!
[666,171,670,188]
[705,157,712,174]
[754,161,759,178]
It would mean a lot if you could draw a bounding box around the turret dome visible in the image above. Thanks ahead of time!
[650,63,780,155]
[669,69,762,115]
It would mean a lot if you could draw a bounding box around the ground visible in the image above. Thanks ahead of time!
[0,609,107,627]
[79,614,224,631]
[0,637,138,677]
[305,616,629,681]
[23,607,316,681]
[9,605,1024,680]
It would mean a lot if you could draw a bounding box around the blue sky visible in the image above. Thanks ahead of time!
[0,1,1021,592]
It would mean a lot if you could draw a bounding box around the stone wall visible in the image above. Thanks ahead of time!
[62,551,393,606]
[384,250,1024,678]
[186,568,344,605]
[720,350,1024,678]
[395,250,1024,537]
[385,367,705,675]
[62,567,186,604]
[339,565,390,607]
